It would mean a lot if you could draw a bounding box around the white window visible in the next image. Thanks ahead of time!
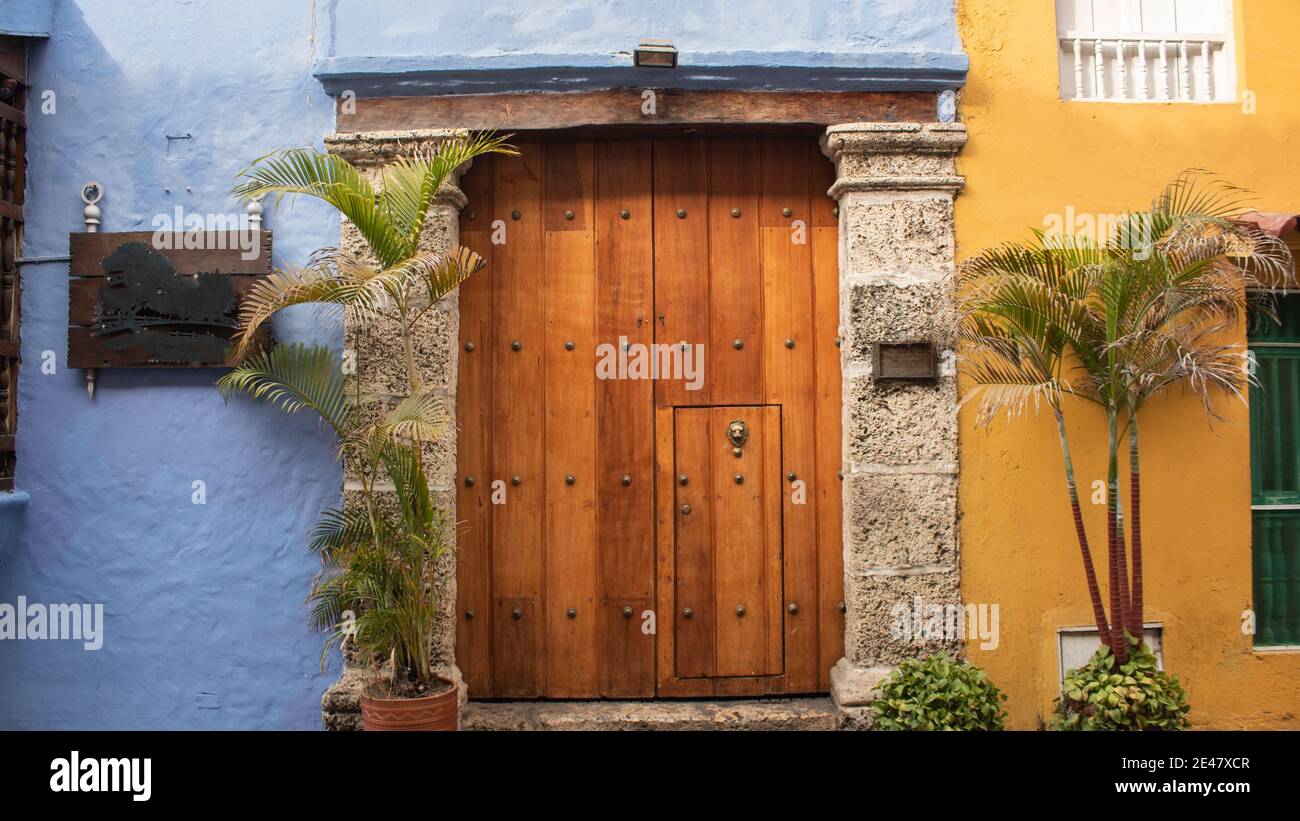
[1058,625,1164,685]
[1055,1,1236,102]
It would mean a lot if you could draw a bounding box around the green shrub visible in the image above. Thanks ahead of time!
[873,653,1007,731]
[1052,639,1190,731]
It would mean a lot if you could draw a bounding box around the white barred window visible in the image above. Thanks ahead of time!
[1055,0,1236,102]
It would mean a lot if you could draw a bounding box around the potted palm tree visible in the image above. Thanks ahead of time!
[218,133,515,730]
[959,173,1290,709]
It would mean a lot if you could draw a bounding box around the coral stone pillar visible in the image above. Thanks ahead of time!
[821,122,968,728]
[319,130,469,729]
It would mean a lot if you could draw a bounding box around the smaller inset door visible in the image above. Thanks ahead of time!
[672,406,784,679]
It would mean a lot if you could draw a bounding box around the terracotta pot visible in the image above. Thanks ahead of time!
[360,677,460,731]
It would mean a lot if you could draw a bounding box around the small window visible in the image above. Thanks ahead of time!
[1055,0,1236,102]
[1250,293,1300,646]
[1058,625,1164,685]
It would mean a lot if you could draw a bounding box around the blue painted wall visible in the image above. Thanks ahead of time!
[0,0,963,729]
[0,0,340,729]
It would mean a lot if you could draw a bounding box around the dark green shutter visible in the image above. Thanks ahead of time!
[1250,294,1300,645]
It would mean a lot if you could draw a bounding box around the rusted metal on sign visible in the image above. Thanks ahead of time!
[67,231,272,368]
[872,341,937,382]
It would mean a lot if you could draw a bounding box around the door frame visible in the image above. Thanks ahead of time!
[323,92,968,726]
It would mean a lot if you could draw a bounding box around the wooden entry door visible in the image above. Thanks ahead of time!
[455,136,842,699]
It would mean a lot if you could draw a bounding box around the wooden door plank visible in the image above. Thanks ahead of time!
[760,139,819,691]
[672,407,716,678]
[711,405,770,677]
[490,143,546,697]
[653,139,710,407]
[455,156,495,697]
[492,597,541,698]
[707,139,764,405]
[761,406,786,676]
[595,139,655,697]
[542,141,599,697]
[653,404,679,694]
[811,147,845,691]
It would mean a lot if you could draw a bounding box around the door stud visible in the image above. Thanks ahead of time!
[682,607,693,618]
[622,606,634,618]
[735,605,746,617]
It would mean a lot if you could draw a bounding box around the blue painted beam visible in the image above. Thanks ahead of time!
[313,51,968,97]
[0,0,54,38]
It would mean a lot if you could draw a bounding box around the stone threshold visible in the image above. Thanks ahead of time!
[462,697,839,731]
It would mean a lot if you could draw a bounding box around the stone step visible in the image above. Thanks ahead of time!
[462,697,839,731]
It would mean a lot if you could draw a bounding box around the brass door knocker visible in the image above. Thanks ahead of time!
[726,419,749,448]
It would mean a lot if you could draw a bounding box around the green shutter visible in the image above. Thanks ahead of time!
[1250,294,1300,646]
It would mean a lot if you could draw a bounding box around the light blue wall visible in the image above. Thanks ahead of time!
[315,0,967,95]
[0,0,963,729]
[0,0,340,729]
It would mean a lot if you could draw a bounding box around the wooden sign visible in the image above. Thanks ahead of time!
[68,231,271,368]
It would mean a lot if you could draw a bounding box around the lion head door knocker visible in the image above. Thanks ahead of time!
[726,419,749,457]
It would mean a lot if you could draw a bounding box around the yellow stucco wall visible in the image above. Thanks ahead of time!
[955,0,1300,728]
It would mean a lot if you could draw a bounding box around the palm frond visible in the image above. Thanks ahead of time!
[216,343,353,434]
[233,148,410,268]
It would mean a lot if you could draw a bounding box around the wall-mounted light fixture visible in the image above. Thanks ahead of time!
[634,39,678,68]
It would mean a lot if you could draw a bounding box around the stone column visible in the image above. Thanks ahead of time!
[821,122,967,729]
[319,130,469,730]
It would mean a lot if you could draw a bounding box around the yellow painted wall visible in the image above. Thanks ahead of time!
[955,0,1300,728]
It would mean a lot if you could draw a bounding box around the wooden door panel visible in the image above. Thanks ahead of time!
[542,142,599,697]
[708,139,763,405]
[493,597,542,697]
[711,405,783,677]
[672,408,716,678]
[653,140,710,406]
[671,406,783,680]
[811,149,845,691]
[490,144,546,696]
[455,137,840,700]
[455,156,495,697]
[760,139,820,691]
[595,140,655,697]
